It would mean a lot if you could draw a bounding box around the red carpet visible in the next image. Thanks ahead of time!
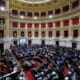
[25,70,35,80]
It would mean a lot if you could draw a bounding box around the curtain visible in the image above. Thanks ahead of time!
[34,23,39,28]
[41,23,46,28]
[55,21,60,27]
[27,24,32,28]
[48,23,53,28]
[72,18,79,25]
[20,23,25,28]
[12,22,18,27]
[63,20,69,26]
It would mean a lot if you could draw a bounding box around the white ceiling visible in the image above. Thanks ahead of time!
[18,0,52,4]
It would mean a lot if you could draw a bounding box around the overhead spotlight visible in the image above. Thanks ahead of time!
[20,15,24,19]
[49,15,53,18]
[34,16,38,19]
[0,6,5,11]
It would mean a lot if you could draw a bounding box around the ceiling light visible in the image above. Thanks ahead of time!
[34,16,38,19]
[0,6,5,11]
[20,16,24,19]
[49,15,53,18]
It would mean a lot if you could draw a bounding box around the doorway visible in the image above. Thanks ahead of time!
[72,43,77,48]
[56,41,59,46]
[0,30,4,37]
[28,40,32,45]
[0,30,4,53]
[0,43,4,53]
[41,40,45,46]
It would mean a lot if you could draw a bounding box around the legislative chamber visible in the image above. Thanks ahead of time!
[0,0,80,80]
